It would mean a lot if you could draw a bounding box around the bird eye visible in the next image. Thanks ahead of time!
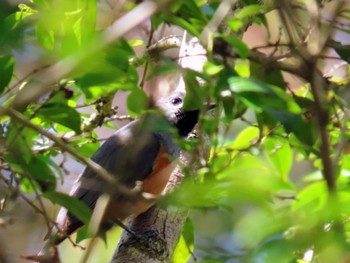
[171,97,182,106]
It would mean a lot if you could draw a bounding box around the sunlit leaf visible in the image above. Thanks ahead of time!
[235,4,266,19]
[172,235,192,263]
[263,137,293,181]
[230,126,260,150]
[292,181,327,213]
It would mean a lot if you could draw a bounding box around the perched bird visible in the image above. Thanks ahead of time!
[50,90,203,245]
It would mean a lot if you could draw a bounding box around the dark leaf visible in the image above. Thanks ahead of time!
[182,217,195,248]
[27,155,56,192]
[222,36,249,58]
[43,191,92,225]
[331,40,350,63]
[38,103,81,134]
[0,55,14,94]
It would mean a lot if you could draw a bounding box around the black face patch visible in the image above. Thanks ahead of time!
[174,110,199,137]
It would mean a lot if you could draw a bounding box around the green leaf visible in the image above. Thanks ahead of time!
[105,46,132,71]
[36,21,55,50]
[229,77,301,114]
[250,62,285,89]
[5,121,36,166]
[226,18,244,32]
[172,235,192,263]
[231,126,260,150]
[263,137,293,181]
[330,40,350,63]
[250,236,297,263]
[292,181,327,213]
[0,55,14,94]
[229,77,274,94]
[183,70,206,111]
[235,207,289,248]
[127,88,148,117]
[182,217,195,250]
[147,64,179,80]
[38,103,81,134]
[27,155,56,191]
[43,191,92,225]
[222,36,249,58]
[203,61,224,75]
[235,4,266,19]
[164,16,200,37]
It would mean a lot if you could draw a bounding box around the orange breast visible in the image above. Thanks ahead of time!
[106,146,175,221]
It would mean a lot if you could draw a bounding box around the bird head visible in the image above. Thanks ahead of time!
[156,91,201,137]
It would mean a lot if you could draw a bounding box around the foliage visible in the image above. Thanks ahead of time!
[0,0,350,262]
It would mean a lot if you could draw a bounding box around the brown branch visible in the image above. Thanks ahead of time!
[305,1,346,194]
[310,68,335,192]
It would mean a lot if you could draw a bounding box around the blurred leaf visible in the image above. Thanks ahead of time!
[235,59,250,77]
[231,126,260,150]
[203,61,224,75]
[72,137,100,158]
[147,64,179,80]
[127,88,148,117]
[164,16,200,37]
[77,68,136,100]
[221,36,249,58]
[105,40,134,71]
[235,4,266,19]
[172,235,192,263]
[183,218,195,251]
[229,76,275,94]
[20,177,39,194]
[76,225,92,243]
[292,181,327,213]
[27,155,56,192]
[250,62,285,89]
[263,137,293,181]
[183,70,206,111]
[38,103,81,134]
[236,207,290,248]
[331,40,350,63]
[44,191,92,225]
[0,55,14,94]
[36,20,55,50]
[250,235,297,263]
[5,121,36,166]
[226,18,244,32]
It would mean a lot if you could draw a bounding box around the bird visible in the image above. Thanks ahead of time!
[49,90,204,246]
